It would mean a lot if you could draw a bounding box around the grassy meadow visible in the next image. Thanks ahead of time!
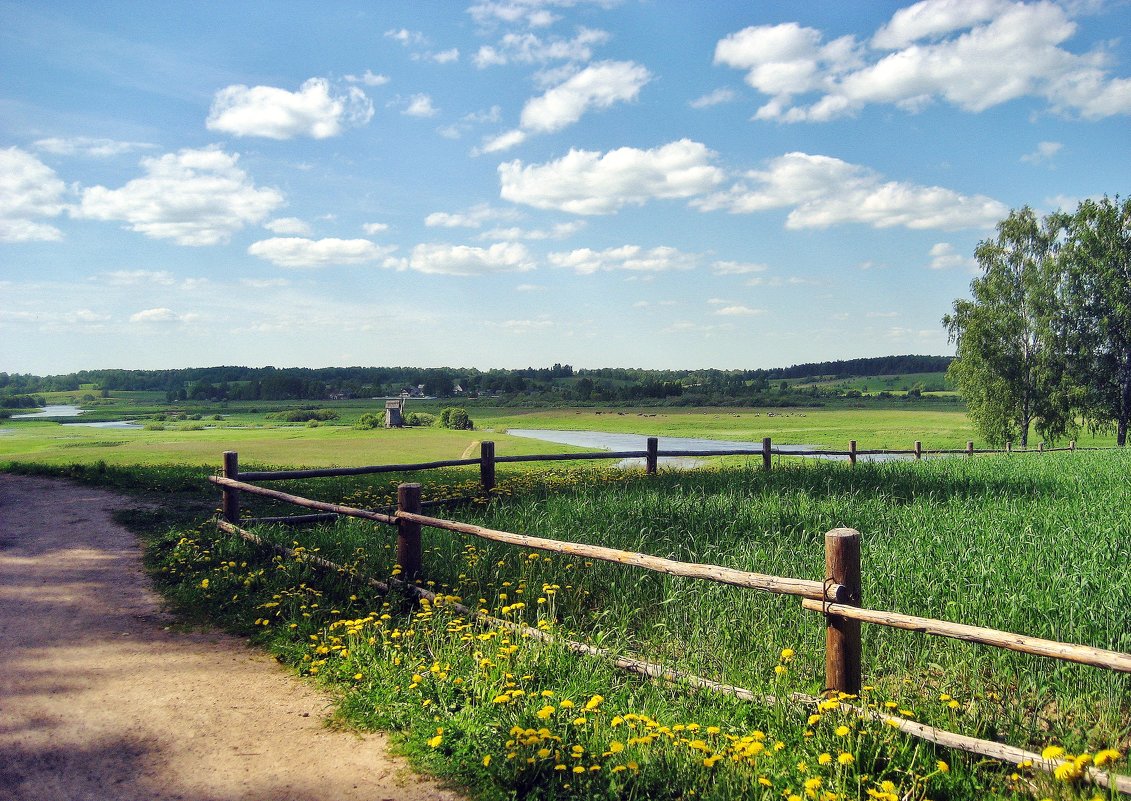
[4,392,1128,799]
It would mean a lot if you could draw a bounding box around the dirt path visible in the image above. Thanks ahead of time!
[0,474,465,801]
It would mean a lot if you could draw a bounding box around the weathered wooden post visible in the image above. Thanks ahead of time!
[1006,441,1012,454]
[1038,442,1045,453]
[914,440,922,460]
[966,441,974,458]
[824,528,862,695]
[222,451,240,524]
[1070,440,1076,451]
[848,440,857,467]
[762,436,772,471]
[480,441,496,494]
[396,483,423,581]
[645,436,658,475]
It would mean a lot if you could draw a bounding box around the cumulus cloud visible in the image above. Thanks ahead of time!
[403,94,439,117]
[206,78,374,139]
[129,307,196,324]
[79,147,283,246]
[480,221,585,240]
[472,27,611,67]
[713,304,764,317]
[362,222,389,235]
[481,60,650,153]
[247,237,395,268]
[928,241,977,270]
[548,245,698,274]
[344,70,390,86]
[0,147,68,242]
[425,203,520,228]
[690,87,738,108]
[264,217,312,235]
[1021,140,1063,165]
[712,260,768,275]
[714,1,1131,122]
[500,139,725,215]
[695,151,1006,230]
[467,0,563,28]
[97,270,177,286]
[408,242,536,275]
[33,137,156,158]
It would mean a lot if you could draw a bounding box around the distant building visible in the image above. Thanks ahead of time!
[385,398,404,428]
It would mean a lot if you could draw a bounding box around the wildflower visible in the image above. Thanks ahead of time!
[937,759,949,773]
[775,665,788,676]
[837,752,854,766]
[835,725,850,737]
[427,734,443,748]
[781,648,796,660]
[572,766,586,774]
[704,754,723,767]
[482,755,491,767]
[607,741,624,754]
[536,705,555,720]
[1042,745,1066,760]
[1095,749,1121,766]
[808,714,822,726]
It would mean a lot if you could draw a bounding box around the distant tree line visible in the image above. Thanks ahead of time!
[0,354,954,408]
[945,197,1131,446]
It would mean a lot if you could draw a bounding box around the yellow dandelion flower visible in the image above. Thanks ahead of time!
[608,741,625,754]
[482,754,491,767]
[572,765,586,774]
[1095,749,1121,767]
[835,725,850,736]
[427,734,443,748]
[536,705,555,720]
[1042,745,1066,760]
[781,648,795,660]
[818,753,833,765]
[937,759,949,773]
[837,752,854,766]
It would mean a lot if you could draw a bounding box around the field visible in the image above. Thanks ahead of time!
[1,391,1119,472]
[3,395,1128,799]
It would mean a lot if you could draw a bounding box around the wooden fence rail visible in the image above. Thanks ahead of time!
[208,449,1131,793]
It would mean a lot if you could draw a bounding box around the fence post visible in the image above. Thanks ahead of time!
[480,441,496,495]
[1038,442,1044,453]
[914,440,922,460]
[397,483,423,581]
[222,451,240,524]
[646,436,658,475]
[762,437,772,471]
[1006,441,1012,454]
[848,440,857,467]
[1070,440,1076,451]
[824,528,862,696]
[966,441,974,458]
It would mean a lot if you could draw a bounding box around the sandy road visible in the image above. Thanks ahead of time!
[0,473,464,801]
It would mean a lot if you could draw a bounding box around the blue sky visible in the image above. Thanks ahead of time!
[2,0,1129,376]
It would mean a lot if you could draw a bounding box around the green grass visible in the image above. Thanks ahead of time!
[38,449,1124,801]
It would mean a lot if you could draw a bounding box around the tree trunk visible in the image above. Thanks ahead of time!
[1119,361,1130,447]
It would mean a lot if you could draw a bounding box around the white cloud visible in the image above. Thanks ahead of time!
[385,28,427,46]
[129,307,195,324]
[403,94,439,117]
[33,137,156,158]
[247,237,395,268]
[521,60,650,132]
[712,260,768,275]
[265,217,312,235]
[97,270,177,286]
[408,242,536,276]
[362,222,390,235]
[425,203,519,228]
[715,2,1131,122]
[206,78,374,139]
[1021,140,1063,165]
[928,241,977,270]
[468,1,565,28]
[240,278,290,288]
[472,27,611,67]
[714,304,764,317]
[431,48,460,64]
[344,70,390,86]
[695,151,1006,230]
[548,245,698,274]
[0,147,68,242]
[477,129,528,154]
[480,221,585,240]
[79,147,284,246]
[690,88,738,108]
[500,139,725,215]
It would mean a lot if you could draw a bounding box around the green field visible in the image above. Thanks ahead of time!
[1,393,1118,472]
[4,394,1128,800]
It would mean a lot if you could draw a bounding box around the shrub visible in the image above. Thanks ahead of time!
[404,412,435,427]
[437,406,473,430]
[266,409,340,423]
[356,413,383,430]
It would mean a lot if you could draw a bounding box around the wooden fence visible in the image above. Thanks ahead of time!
[207,442,1130,794]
